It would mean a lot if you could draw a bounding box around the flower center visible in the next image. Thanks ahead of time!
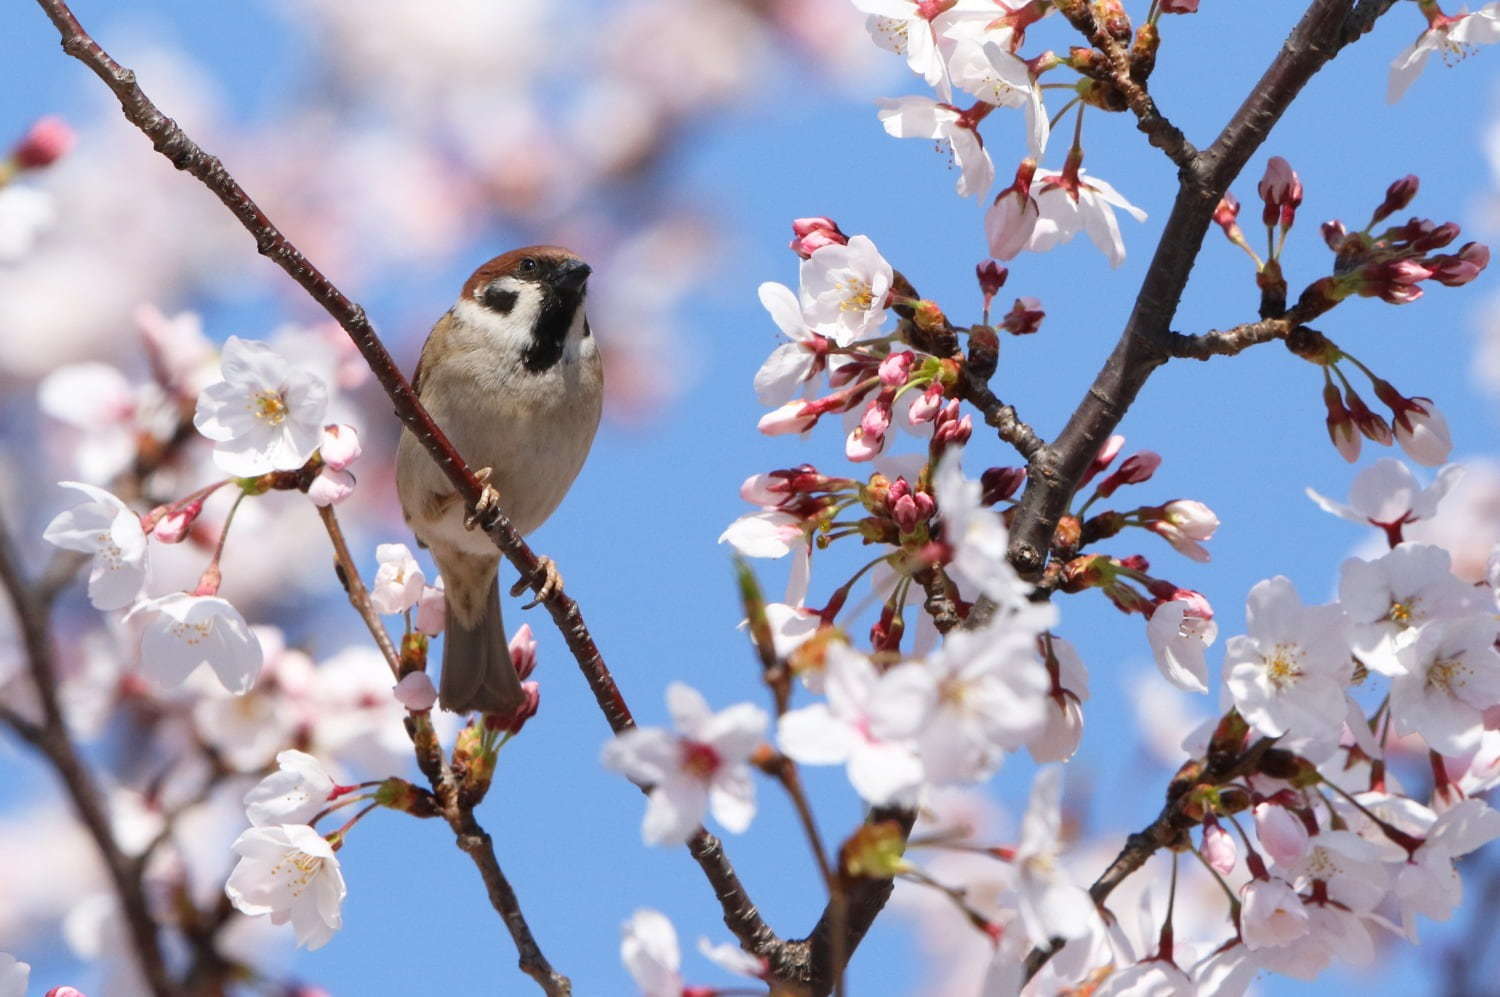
[1426,652,1467,695]
[1264,642,1305,687]
[271,849,325,899]
[253,389,289,426]
[839,277,874,313]
[680,740,722,780]
[1386,596,1420,627]
[169,619,215,646]
[871,17,909,54]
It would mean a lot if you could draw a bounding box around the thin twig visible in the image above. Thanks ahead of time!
[0,508,177,997]
[316,505,402,678]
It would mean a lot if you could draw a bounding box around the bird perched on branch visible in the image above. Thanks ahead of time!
[396,247,603,715]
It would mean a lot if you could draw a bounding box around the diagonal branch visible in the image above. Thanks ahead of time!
[1005,0,1392,580]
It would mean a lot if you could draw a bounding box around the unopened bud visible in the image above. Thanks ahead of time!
[1324,381,1360,463]
[12,116,74,170]
[1094,451,1162,498]
[1371,174,1419,227]
[1258,156,1302,229]
[980,466,1026,504]
[1000,296,1045,335]
[976,260,1008,308]
[789,217,847,258]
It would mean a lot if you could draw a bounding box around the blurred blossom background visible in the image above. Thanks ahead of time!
[2,1,1500,994]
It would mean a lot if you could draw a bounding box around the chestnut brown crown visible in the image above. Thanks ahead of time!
[461,245,591,303]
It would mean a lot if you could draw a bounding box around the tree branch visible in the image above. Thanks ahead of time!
[1005,0,1390,580]
[0,508,177,997]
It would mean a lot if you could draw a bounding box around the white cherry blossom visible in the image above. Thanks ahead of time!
[1145,599,1217,694]
[947,38,1048,156]
[1275,830,1391,914]
[225,823,346,950]
[1223,576,1352,741]
[876,96,994,199]
[1391,617,1500,756]
[620,908,683,997]
[778,643,924,806]
[718,510,805,559]
[1031,635,1089,763]
[797,234,893,346]
[1240,877,1310,951]
[601,683,767,845]
[244,750,339,827]
[1389,799,1500,938]
[1027,166,1147,268]
[754,281,827,406]
[853,0,997,100]
[1388,4,1500,103]
[369,543,426,614]
[1306,458,1462,536]
[42,481,148,611]
[1013,766,1095,945]
[1338,543,1482,676]
[933,448,1047,618]
[131,593,264,694]
[0,184,54,262]
[193,336,329,477]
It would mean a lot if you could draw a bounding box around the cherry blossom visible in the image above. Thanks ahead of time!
[1145,599,1218,693]
[1306,458,1462,540]
[225,823,346,950]
[1031,635,1089,763]
[1027,163,1147,268]
[797,234,893,346]
[1338,543,1482,676]
[414,577,447,636]
[876,96,994,199]
[131,593,264,694]
[601,683,767,845]
[852,0,996,100]
[1391,617,1500,755]
[753,281,828,405]
[718,509,806,559]
[1254,801,1311,866]
[393,671,438,711]
[38,363,175,482]
[932,448,1045,615]
[1275,830,1391,914]
[244,750,340,827]
[1389,799,1500,938]
[1013,766,1095,945]
[777,643,924,806]
[620,909,683,997]
[1223,576,1352,741]
[1391,396,1453,466]
[42,482,148,611]
[1239,877,1310,951]
[369,543,426,615]
[193,336,329,476]
[947,38,1048,156]
[1388,3,1500,103]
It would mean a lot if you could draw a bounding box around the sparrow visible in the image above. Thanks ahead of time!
[396,246,603,715]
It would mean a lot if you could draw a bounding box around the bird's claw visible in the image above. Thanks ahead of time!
[512,555,563,609]
[463,467,500,531]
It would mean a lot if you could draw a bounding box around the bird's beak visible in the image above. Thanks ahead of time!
[553,259,592,294]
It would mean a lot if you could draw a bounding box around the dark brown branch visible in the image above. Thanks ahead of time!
[959,373,1047,462]
[688,828,786,955]
[452,810,572,996]
[1006,0,1389,581]
[0,509,177,997]
[1162,314,1297,360]
[317,505,402,678]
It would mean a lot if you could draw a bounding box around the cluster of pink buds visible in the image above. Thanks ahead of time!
[789,216,848,258]
[741,464,852,522]
[858,473,937,547]
[927,400,972,460]
[1322,372,1451,466]
[1061,552,1210,623]
[1306,174,1489,309]
[6,115,74,174]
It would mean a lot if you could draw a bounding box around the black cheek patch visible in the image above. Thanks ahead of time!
[482,287,518,314]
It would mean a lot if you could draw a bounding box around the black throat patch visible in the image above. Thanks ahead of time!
[522,290,581,373]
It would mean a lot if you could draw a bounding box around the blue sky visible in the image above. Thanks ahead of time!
[3,1,1500,994]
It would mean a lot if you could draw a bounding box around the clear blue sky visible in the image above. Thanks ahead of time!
[2,1,1498,994]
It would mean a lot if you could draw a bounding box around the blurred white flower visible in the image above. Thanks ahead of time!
[225,823,346,950]
[131,593,263,694]
[1306,458,1463,535]
[42,481,148,611]
[0,952,28,997]
[620,908,682,997]
[602,682,767,846]
[0,185,54,262]
[193,336,328,477]
[369,543,426,614]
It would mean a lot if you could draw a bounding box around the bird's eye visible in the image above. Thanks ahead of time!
[519,257,538,274]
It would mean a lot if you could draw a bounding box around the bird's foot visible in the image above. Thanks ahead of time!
[511,555,563,609]
[463,467,500,531]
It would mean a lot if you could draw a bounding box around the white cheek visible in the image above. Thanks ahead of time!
[454,283,544,352]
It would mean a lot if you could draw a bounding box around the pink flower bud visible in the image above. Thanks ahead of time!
[509,623,539,680]
[1371,174,1419,226]
[1428,241,1489,287]
[1000,296,1045,335]
[758,401,818,435]
[975,260,1008,310]
[907,384,944,425]
[981,466,1026,504]
[13,116,75,170]
[394,671,438,711]
[878,351,915,387]
[860,397,893,438]
[1323,382,1360,463]
[1392,396,1452,467]
[307,467,356,507]
[1095,451,1162,498]
[845,426,882,462]
[1409,219,1460,252]
[1258,156,1302,228]
[505,681,542,734]
[1321,219,1348,252]
[1212,193,1240,234]
[789,217,847,258]
[1253,801,1310,866]
[1078,434,1125,489]
[1342,388,1393,445]
[1161,499,1219,540]
[319,423,362,471]
[891,492,921,534]
[415,583,446,636]
[1202,821,1237,875]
